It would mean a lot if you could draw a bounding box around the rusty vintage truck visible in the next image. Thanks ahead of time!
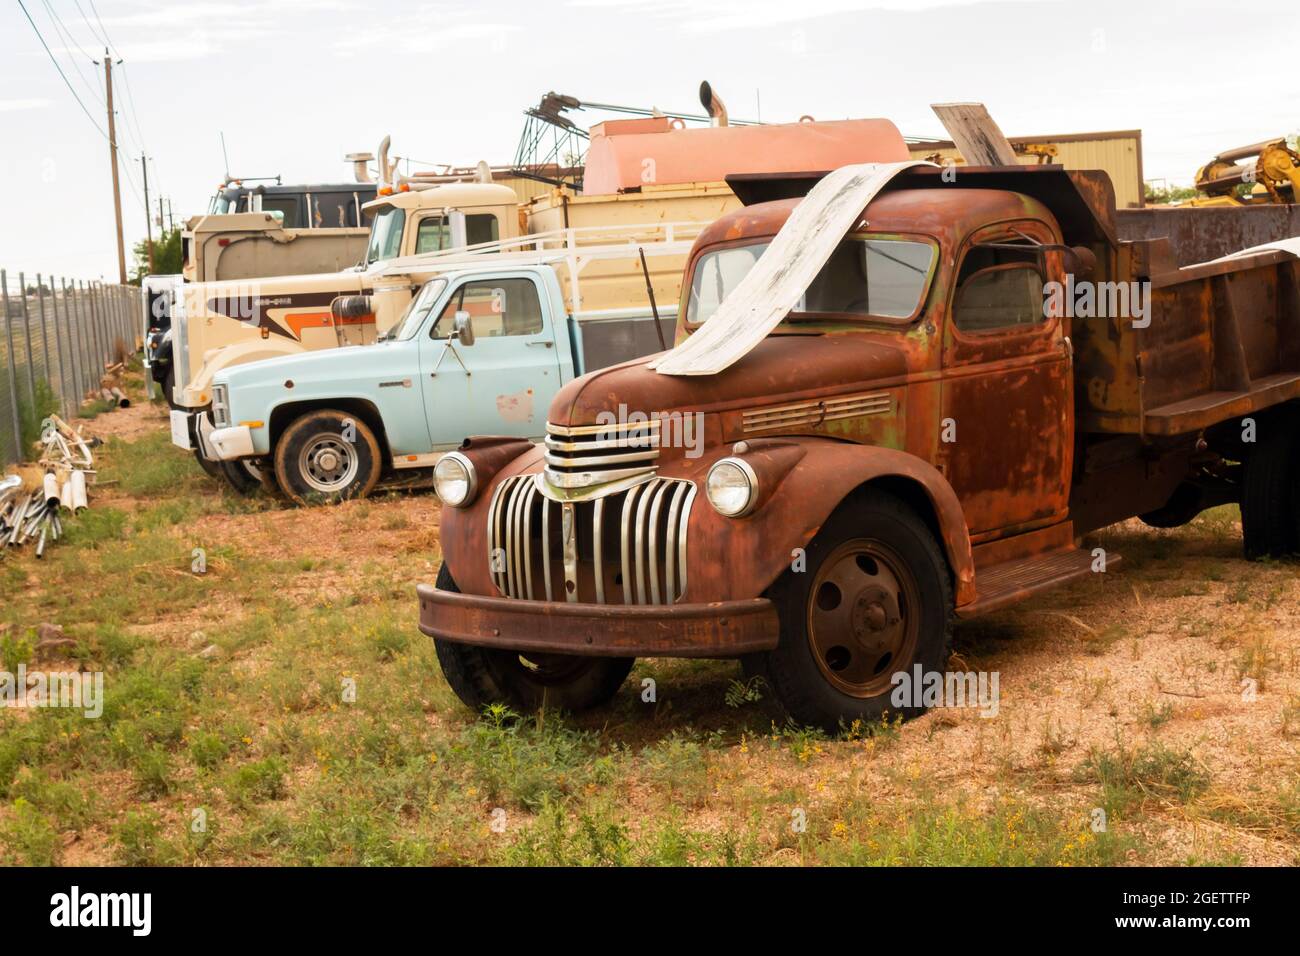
[416,162,1300,729]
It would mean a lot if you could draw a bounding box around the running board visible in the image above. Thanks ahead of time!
[956,547,1120,618]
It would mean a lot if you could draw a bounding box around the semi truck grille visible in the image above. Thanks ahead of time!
[488,474,697,605]
[542,420,660,490]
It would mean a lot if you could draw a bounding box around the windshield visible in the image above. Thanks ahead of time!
[365,206,406,265]
[387,278,447,341]
[686,237,937,327]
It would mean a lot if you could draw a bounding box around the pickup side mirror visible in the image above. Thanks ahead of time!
[452,310,475,346]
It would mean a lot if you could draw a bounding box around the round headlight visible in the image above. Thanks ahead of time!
[434,452,476,507]
[706,457,758,517]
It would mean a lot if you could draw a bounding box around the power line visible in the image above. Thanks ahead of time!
[37,0,103,108]
[17,0,109,140]
[79,0,154,191]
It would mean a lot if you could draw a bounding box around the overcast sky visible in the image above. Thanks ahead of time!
[1,0,1296,281]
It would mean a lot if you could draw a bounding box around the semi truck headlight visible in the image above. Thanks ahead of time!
[706,457,758,517]
[434,452,477,507]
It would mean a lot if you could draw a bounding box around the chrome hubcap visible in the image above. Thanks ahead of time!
[298,434,358,493]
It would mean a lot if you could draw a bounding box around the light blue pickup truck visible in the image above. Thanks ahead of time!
[205,261,673,502]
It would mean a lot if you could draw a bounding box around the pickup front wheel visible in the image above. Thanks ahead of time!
[273,409,382,505]
[755,490,954,732]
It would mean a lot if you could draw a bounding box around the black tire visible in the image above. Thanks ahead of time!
[160,367,177,409]
[1241,415,1300,559]
[756,490,954,732]
[273,409,382,505]
[1140,482,1206,529]
[193,446,223,479]
[254,461,287,501]
[431,564,634,714]
[219,459,263,496]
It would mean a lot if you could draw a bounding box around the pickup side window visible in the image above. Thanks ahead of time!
[953,244,1045,334]
[433,278,543,338]
[415,214,501,254]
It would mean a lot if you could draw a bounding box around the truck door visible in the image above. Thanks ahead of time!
[939,221,1073,538]
[417,274,563,447]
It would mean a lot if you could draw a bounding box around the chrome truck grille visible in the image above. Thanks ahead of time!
[488,474,697,605]
[542,420,660,492]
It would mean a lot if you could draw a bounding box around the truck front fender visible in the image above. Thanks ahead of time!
[180,340,308,407]
[437,438,976,609]
[668,438,976,608]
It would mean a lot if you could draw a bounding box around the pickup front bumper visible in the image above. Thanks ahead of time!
[207,425,255,461]
[417,585,780,659]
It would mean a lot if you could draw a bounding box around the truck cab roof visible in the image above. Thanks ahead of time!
[693,186,1063,253]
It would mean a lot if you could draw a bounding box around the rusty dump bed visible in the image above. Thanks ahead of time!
[1081,244,1300,436]
[728,164,1300,440]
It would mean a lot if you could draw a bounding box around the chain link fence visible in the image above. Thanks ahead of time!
[0,268,139,465]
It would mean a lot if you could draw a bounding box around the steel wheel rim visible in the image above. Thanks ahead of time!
[806,538,920,698]
[298,434,358,493]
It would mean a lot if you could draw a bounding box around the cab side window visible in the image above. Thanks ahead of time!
[953,243,1045,334]
[415,214,501,254]
[432,278,544,338]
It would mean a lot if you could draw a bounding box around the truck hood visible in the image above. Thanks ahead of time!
[549,334,909,427]
[216,340,394,387]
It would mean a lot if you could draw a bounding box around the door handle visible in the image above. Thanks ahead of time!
[524,340,553,348]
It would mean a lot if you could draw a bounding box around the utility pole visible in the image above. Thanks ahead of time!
[140,154,154,273]
[158,195,166,236]
[102,49,127,284]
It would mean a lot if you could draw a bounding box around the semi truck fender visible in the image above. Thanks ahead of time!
[182,340,309,407]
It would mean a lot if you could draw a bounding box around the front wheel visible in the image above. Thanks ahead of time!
[219,459,264,497]
[754,490,954,732]
[431,564,634,714]
[273,409,382,505]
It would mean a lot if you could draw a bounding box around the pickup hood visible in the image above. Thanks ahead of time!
[548,333,909,427]
[216,340,397,388]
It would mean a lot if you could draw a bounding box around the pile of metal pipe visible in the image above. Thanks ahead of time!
[1,416,96,559]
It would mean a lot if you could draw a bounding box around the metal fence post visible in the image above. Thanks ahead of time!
[36,274,51,383]
[2,271,23,460]
[81,280,97,390]
[18,271,37,408]
[50,277,68,415]
[64,278,83,410]
[69,279,85,403]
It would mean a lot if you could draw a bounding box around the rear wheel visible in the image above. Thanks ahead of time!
[431,564,634,714]
[273,409,382,505]
[1241,414,1300,559]
[756,490,953,732]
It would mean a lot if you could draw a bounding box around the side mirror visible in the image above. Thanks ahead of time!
[452,310,475,346]
[1062,245,1097,280]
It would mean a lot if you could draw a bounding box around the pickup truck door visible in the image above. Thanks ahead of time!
[417,274,563,448]
[938,221,1073,538]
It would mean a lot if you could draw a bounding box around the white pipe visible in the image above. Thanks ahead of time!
[43,472,60,508]
[70,471,88,512]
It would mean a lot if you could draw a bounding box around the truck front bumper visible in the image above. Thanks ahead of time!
[207,425,255,461]
[417,585,780,659]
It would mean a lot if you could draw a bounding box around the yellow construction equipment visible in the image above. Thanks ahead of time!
[1194,138,1300,205]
